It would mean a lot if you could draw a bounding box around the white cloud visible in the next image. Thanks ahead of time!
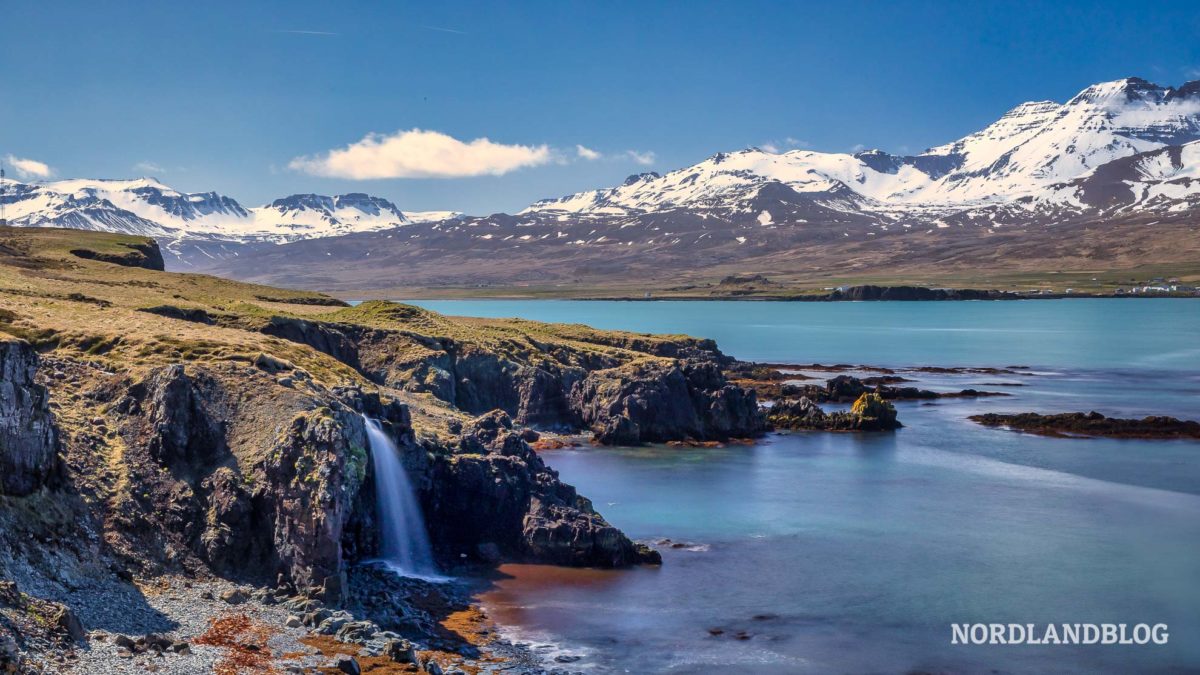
[850,143,866,153]
[4,155,54,179]
[761,143,780,153]
[784,137,809,149]
[289,128,553,179]
[133,161,165,174]
[625,150,656,166]
[576,145,602,161]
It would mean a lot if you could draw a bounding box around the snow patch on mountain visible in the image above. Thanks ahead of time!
[0,177,458,245]
[524,77,1200,217]
[5,76,1200,270]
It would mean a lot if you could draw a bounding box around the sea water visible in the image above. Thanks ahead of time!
[407,299,1200,673]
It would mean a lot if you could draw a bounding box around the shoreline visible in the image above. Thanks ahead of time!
[37,571,547,675]
[346,289,1200,303]
[3,228,1197,673]
[556,293,1196,302]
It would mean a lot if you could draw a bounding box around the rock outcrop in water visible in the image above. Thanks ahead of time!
[570,359,766,444]
[732,368,1007,404]
[970,411,1200,439]
[810,374,1006,402]
[84,360,664,601]
[427,410,661,566]
[768,393,902,431]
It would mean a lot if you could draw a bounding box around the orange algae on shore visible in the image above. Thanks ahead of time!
[194,612,276,675]
[295,604,509,675]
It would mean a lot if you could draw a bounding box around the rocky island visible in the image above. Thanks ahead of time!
[767,393,902,432]
[0,226,766,673]
[970,411,1200,439]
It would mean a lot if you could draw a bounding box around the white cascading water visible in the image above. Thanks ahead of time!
[362,416,441,579]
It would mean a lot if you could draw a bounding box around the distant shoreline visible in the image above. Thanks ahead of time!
[368,288,1200,303]
[587,292,1200,302]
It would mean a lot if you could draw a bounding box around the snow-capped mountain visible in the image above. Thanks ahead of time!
[1051,139,1200,212]
[189,77,1200,292]
[525,77,1200,218]
[0,177,456,258]
[4,77,1199,284]
[1,178,250,239]
[254,193,411,235]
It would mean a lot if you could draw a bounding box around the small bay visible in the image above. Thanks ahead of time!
[409,298,1200,673]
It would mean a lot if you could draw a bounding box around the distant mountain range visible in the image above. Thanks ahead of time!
[3,77,1199,292]
[521,78,1200,219]
[0,177,461,260]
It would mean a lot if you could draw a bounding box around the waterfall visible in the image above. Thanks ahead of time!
[362,416,441,579]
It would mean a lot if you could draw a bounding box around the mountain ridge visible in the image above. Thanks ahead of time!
[523,77,1200,216]
[0,176,462,259]
[3,77,1199,291]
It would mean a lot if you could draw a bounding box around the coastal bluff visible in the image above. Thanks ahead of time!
[0,227,762,670]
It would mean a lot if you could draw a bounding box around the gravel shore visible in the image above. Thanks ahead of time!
[23,574,563,675]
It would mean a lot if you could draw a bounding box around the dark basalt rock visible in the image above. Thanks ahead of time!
[795,285,1020,301]
[569,359,765,445]
[350,322,762,443]
[768,393,901,432]
[766,397,828,428]
[970,411,1200,439]
[260,316,361,370]
[0,340,60,496]
[2,300,765,642]
[425,410,661,566]
[799,374,1005,403]
[110,364,376,601]
[254,294,349,307]
[137,305,215,325]
[6,328,683,616]
[69,240,165,271]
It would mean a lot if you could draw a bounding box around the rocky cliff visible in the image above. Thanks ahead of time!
[53,355,662,602]
[0,340,59,496]
[426,410,660,566]
[0,228,771,670]
[245,302,765,444]
[571,359,765,444]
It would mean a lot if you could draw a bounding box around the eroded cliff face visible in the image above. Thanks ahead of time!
[258,309,766,443]
[126,303,766,447]
[80,361,376,600]
[0,232,771,631]
[571,359,766,444]
[0,340,59,496]
[0,229,774,669]
[9,348,660,609]
[424,410,660,567]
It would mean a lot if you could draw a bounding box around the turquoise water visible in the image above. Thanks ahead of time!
[407,299,1200,673]
[409,298,1200,370]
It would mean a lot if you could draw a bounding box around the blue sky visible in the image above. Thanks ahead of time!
[2,1,1198,214]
